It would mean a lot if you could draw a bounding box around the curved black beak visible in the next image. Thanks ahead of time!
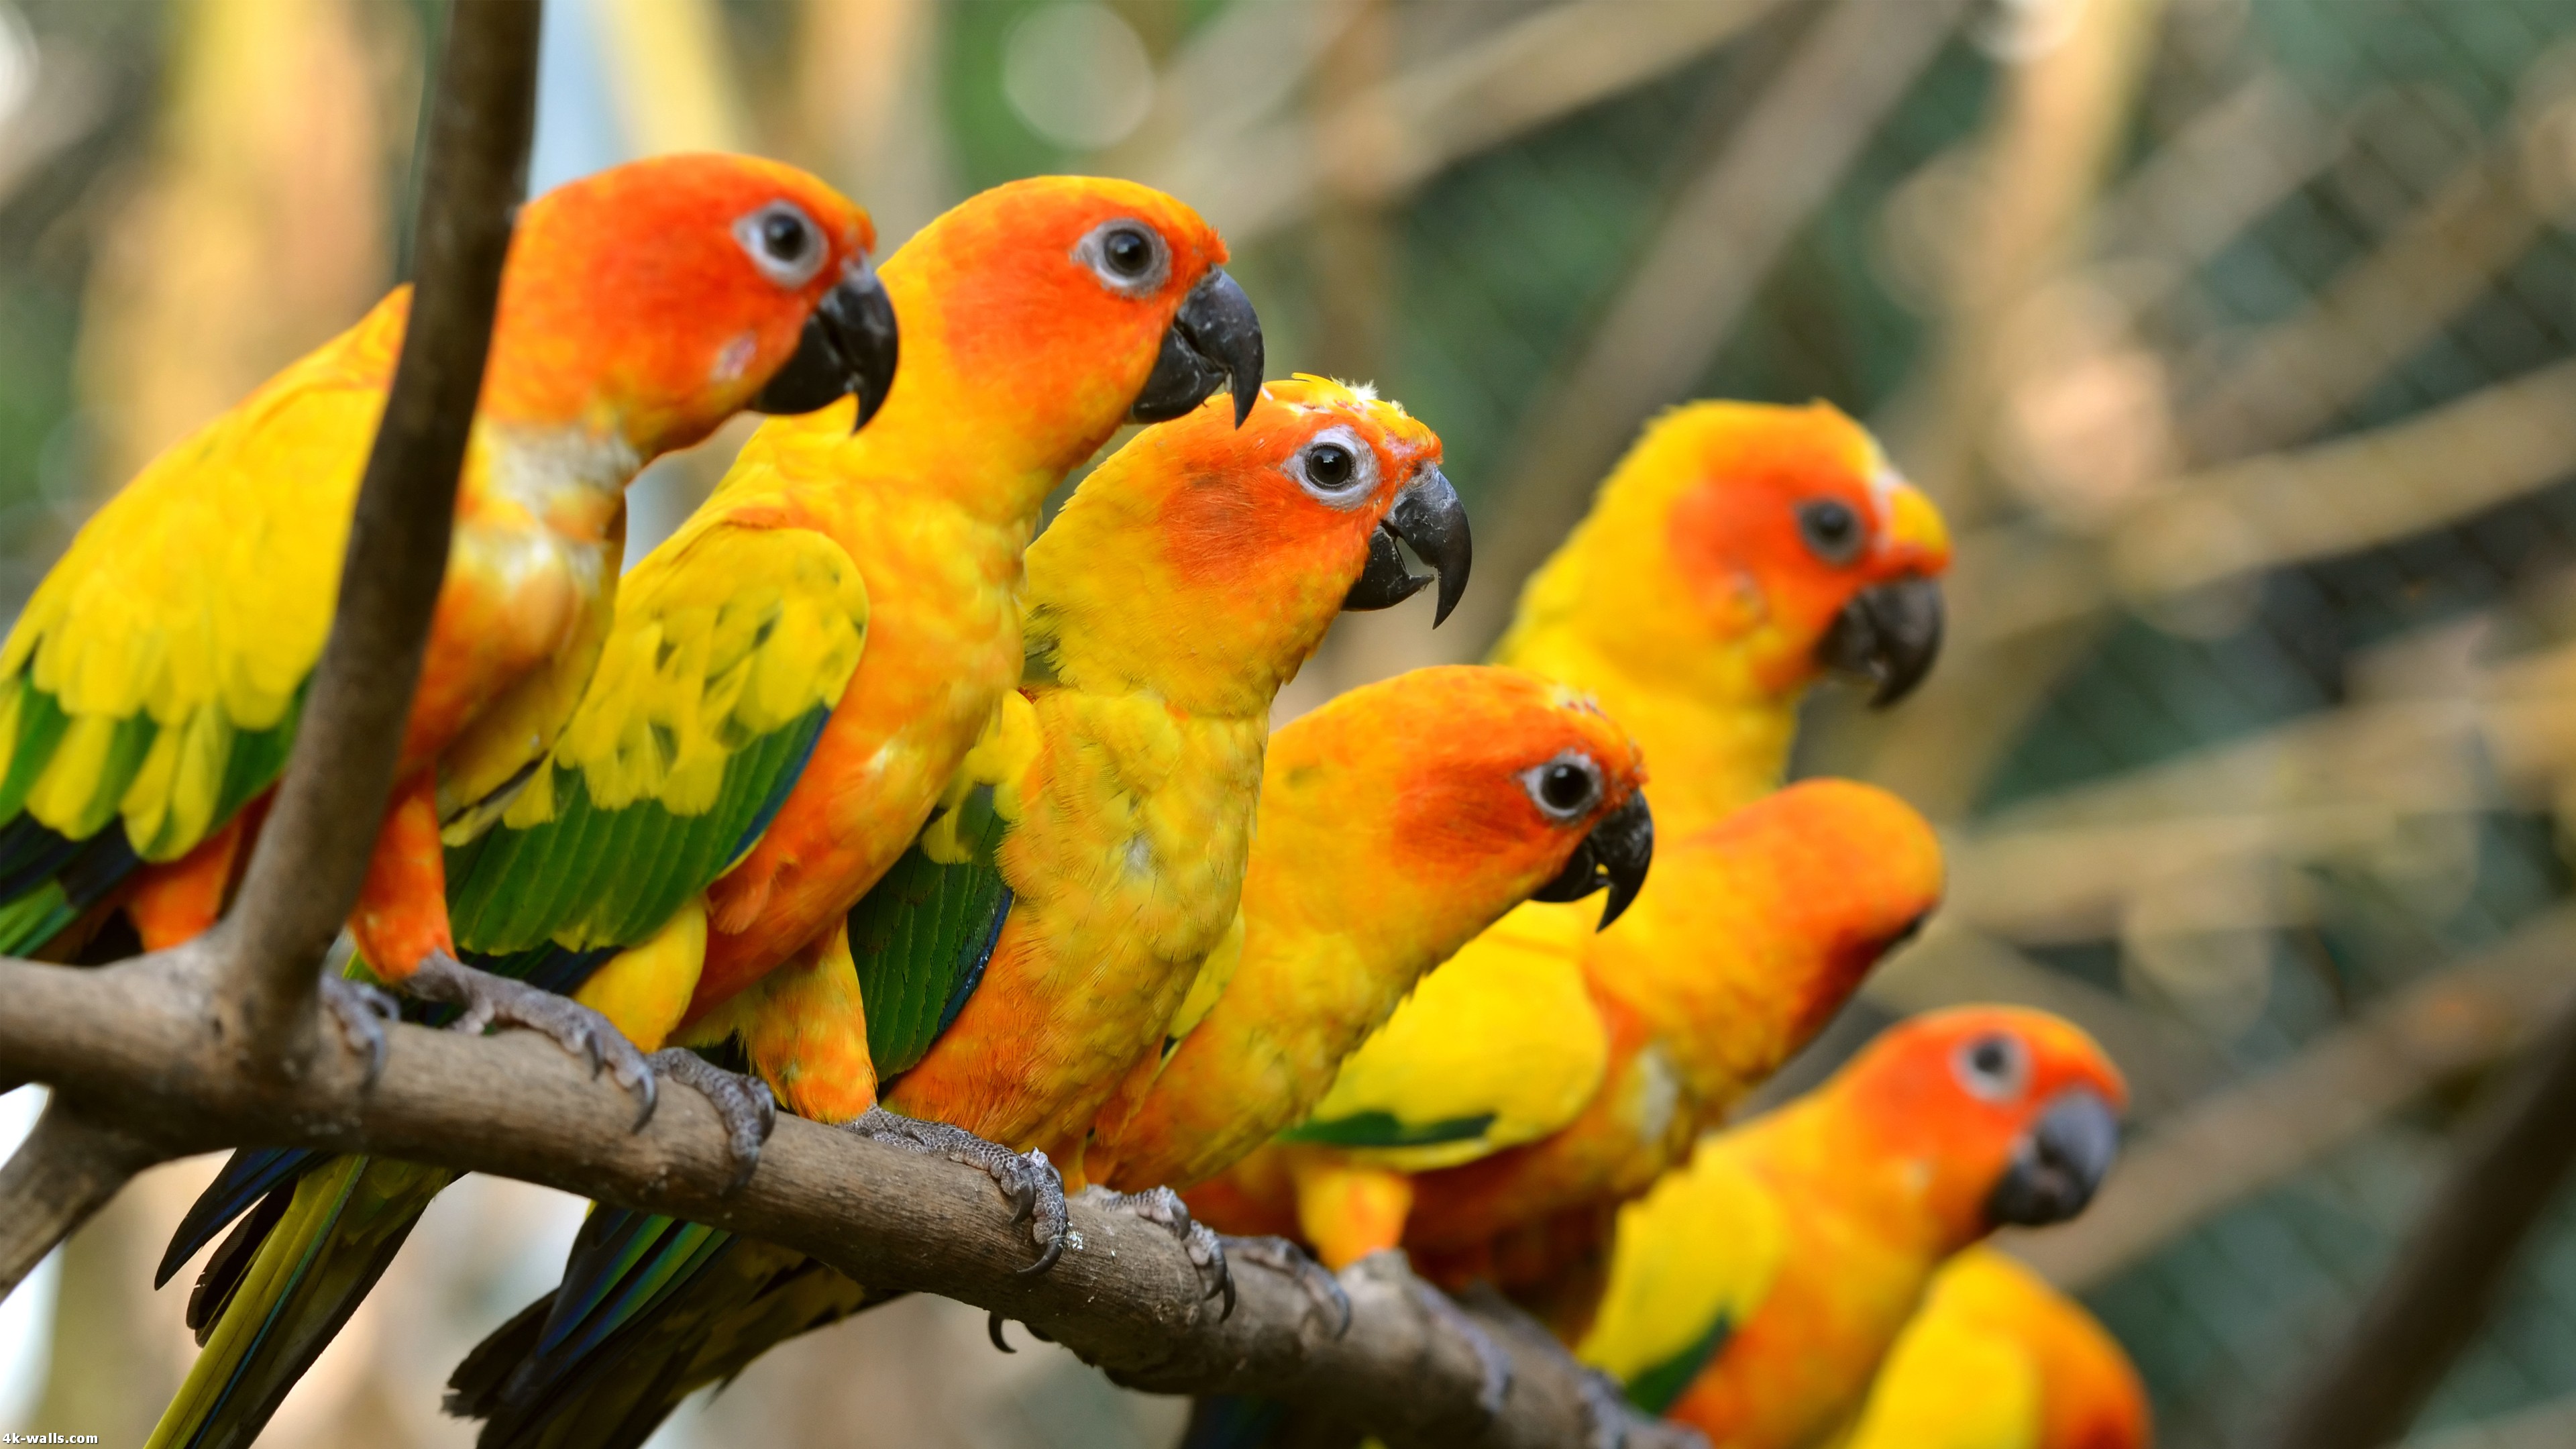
[751,258,902,431]
[1815,574,1944,707]
[1341,464,1472,625]
[1984,1087,2121,1228]
[1130,268,1264,427]
[1527,791,1654,930]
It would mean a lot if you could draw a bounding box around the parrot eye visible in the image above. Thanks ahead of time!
[1521,752,1603,822]
[1075,218,1171,297]
[1287,425,1379,508]
[1797,498,1866,566]
[734,202,828,289]
[1952,1033,2030,1102]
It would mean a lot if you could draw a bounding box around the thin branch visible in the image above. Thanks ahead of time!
[2269,985,2576,1449]
[0,1093,167,1299]
[219,0,539,1065]
[0,954,1696,1449]
[2006,908,2576,1289]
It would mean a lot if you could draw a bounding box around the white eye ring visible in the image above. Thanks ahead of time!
[1285,424,1378,508]
[1072,217,1170,297]
[734,201,828,288]
[1519,751,1603,822]
[1952,1034,2030,1102]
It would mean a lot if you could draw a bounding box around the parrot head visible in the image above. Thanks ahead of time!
[1028,376,1468,711]
[1260,665,1653,940]
[1513,400,1951,709]
[870,176,1262,478]
[1834,1006,2127,1248]
[1595,778,1943,1106]
[484,152,898,458]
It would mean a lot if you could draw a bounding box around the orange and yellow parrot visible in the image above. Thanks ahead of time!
[1842,1248,2151,1449]
[443,376,1471,1449]
[0,154,894,1058]
[1192,777,1942,1279]
[1574,1007,2127,1449]
[146,175,1251,1449]
[1081,664,1652,1199]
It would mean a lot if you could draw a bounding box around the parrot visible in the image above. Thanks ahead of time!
[0,152,896,1055]
[440,374,1474,1449]
[1191,776,1943,1279]
[1574,1006,2127,1449]
[1840,1247,2151,1449]
[1081,663,1654,1199]
[144,174,1256,1449]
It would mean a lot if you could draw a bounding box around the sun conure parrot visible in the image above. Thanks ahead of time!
[1841,1248,2151,1449]
[439,374,1472,1449]
[0,152,895,1057]
[1574,1007,2126,1449]
[144,175,1252,1449]
[1079,663,1654,1199]
[1188,777,1942,1280]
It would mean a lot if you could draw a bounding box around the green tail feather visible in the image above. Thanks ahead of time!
[147,1156,453,1449]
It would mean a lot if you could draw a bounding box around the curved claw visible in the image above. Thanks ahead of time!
[847,1108,1071,1276]
[987,1311,1016,1353]
[1073,1185,1230,1310]
[404,952,658,1124]
[1226,1235,1352,1338]
[319,975,400,1089]
[644,1049,774,1192]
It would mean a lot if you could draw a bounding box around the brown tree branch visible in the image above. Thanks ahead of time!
[0,953,1695,1449]
[0,1093,166,1299]
[219,0,539,1068]
[2270,987,2576,1449]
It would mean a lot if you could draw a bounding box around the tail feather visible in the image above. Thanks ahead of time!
[146,1155,453,1449]
[184,1186,294,1342]
[161,1146,330,1287]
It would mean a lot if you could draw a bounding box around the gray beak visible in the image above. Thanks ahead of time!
[1130,268,1265,427]
[1340,464,1472,626]
[751,258,902,431]
[1984,1087,2121,1228]
[1815,574,1945,707]
[1527,791,1654,930]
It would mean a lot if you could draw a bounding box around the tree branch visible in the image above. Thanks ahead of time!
[219,0,538,1067]
[2271,988,2576,1449]
[0,954,1695,1448]
[0,1092,166,1299]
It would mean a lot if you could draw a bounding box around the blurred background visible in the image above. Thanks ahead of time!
[5,0,2576,1444]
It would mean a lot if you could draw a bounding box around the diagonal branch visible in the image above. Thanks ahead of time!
[0,953,1698,1449]
[218,0,539,1069]
[0,1091,168,1299]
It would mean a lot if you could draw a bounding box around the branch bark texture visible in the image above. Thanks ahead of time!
[222,0,539,1062]
[0,955,1695,1449]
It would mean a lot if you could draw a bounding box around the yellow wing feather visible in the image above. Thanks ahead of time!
[1578,1136,1787,1389]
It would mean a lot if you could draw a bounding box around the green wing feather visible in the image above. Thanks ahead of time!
[846,785,1015,1081]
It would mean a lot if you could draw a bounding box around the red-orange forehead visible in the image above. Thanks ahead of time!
[1856,1006,2129,1116]
[1148,378,1442,586]
[521,152,875,268]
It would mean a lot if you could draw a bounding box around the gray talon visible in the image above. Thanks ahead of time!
[405,951,655,1124]
[987,1311,1015,1353]
[319,975,399,1087]
[644,1049,775,1191]
[845,1107,1070,1273]
[1228,1235,1350,1338]
[1074,1185,1232,1314]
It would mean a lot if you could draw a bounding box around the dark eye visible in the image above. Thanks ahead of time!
[1521,753,1601,821]
[1953,1033,2028,1102]
[1076,218,1169,294]
[1305,443,1356,489]
[1798,498,1865,565]
[1290,425,1377,505]
[734,202,828,288]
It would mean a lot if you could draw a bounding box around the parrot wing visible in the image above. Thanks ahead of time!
[1279,902,1611,1170]
[443,514,869,968]
[0,326,398,952]
[1841,1305,2042,1449]
[843,781,1014,1086]
[1579,1142,1788,1416]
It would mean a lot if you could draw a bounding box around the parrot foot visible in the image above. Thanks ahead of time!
[643,1049,776,1192]
[1360,1254,1510,1419]
[318,975,400,1088]
[405,951,657,1128]
[845,1108,1069,1274]
[1226,1235,1352,1338]
[1075,1185,1233,1318]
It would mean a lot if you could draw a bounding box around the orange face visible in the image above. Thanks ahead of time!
[1659,401,1951,702]
[484,153,892,454]
[1834,1006,2129,1248]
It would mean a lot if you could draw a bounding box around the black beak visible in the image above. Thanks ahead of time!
[751,259,902,431]
[1527,791,1654,930]
[1341,464,1472,626]
[1130,268,1264,427]
[1984,1088,2121,1228]
[1815,574,1944,708]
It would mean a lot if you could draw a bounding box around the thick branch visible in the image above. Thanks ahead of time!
[0,955,1695,1448]
[2269,991,2576,1449]
[0,1092,167,1299]
[220,1,538,1063]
